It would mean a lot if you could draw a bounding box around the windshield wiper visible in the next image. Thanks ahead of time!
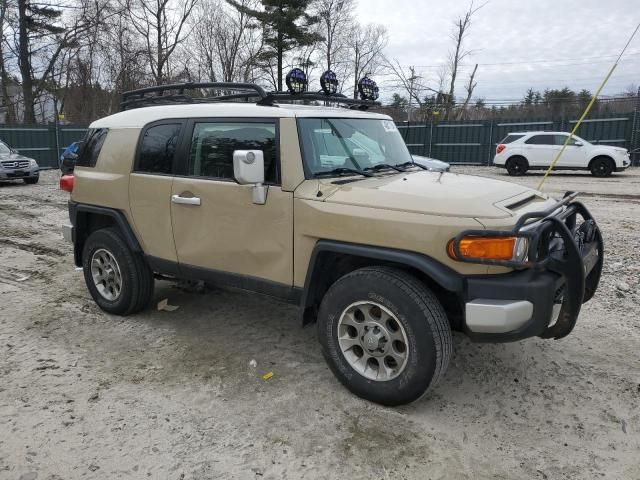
[313,167,374,178]
[397,161,429,171]
[364,163,406,173]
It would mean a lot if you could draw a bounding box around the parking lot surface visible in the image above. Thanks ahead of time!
[1,167,639,479]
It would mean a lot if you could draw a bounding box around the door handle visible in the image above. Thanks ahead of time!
[171,194,201,206]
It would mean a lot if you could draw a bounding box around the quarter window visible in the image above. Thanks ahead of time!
[188,122,277,183]
[136,123,182,174]
[525,134,555,145]
[76,128,107,167]
[500,134,525,144]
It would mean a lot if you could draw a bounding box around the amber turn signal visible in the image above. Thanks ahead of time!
[447,236,518,261]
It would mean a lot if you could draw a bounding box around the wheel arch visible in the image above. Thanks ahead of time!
[298,240,464,326]
[70,202,142,266]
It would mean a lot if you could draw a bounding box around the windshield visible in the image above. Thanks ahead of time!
[298,118,413,176]
[0,142,11,154]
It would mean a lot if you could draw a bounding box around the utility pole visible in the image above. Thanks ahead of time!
[407,66,418,123]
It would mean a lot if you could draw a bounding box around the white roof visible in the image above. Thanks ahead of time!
[90,102,390,129]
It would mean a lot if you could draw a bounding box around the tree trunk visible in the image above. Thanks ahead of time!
[156,8,163,84]
[277,32,283,91]
[18,0,35,123]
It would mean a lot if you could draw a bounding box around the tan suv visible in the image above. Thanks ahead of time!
[61,81,603,406]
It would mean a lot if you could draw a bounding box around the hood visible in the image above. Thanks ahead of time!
[601,146,628,154]
[0,152,35,162]
[320,171,546,219]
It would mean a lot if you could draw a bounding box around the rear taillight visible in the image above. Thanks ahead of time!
[60,174,74,193]
[496,144,506,154]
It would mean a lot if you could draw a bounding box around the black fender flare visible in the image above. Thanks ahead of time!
[69,201,142,265]
[298,240,464,323]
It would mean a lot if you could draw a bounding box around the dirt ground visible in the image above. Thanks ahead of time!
[1,167,639,480]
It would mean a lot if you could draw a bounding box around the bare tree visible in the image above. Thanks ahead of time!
[456,63,478,120]
[349,23,387,99]
[384,60,439,119]
[129,0,198,85]
[189,0,262,84]
[315,0,354,73]
[444,0,487,119]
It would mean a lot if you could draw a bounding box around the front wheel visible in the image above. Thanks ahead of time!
[590,157,614,177]
[317,266,452,406]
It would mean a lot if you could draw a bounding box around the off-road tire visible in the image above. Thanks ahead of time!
[506,156,528,176]
[317,266,452,406]
[590,156,614,177]
[82,228,154,315]
[24,177,39,184]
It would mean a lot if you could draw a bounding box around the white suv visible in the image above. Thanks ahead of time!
[493,131,631,177]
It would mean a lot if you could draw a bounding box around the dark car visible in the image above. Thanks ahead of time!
[0,140,40,184]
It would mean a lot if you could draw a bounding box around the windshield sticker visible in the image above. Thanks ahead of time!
[382,120,398,133]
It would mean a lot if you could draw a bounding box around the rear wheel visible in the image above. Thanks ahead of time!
[317,266,452,406]
[590,157,614,177]
[82,228,154,315]
[506,156,528,176]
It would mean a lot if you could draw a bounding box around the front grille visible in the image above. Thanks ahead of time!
[1,160,30,169]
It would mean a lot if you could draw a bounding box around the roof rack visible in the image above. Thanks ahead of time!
[120,82,380,111]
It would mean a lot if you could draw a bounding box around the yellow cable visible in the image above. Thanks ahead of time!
[536,22,640,191]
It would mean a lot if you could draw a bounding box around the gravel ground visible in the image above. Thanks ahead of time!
[1,167,639,480]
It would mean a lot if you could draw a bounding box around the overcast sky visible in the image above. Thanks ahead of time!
[355,0,640,102]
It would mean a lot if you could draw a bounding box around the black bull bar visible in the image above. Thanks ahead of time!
[451,192,604,339]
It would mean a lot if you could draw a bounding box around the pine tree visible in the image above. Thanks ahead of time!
[227,0,322,91]
[18,0,66,123]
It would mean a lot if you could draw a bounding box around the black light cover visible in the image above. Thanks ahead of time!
[357,76,379,101]
[320,70,339,94]
[286,68,308,94]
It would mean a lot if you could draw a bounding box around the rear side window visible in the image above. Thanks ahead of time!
[525,134,555,145]
[76,128,107,167]
[500,134,524,144]
[136,123,182,174]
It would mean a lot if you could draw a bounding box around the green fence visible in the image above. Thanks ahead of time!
[398,112,640,166]
[0,124,88,168]
[1,110,639,168]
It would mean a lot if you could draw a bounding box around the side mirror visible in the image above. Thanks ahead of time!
[574,141,583,147]
[233,150,267,205]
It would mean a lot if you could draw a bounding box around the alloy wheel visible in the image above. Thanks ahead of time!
[90,248,123,301]
[337,301,409,381]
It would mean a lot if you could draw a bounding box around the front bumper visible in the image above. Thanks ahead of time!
[454,193,603,342]
[616,158,631,172]
[0,167,40,179]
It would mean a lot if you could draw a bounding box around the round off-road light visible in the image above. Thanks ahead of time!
[286,68,308,94]
[320,70,339,94]
[357,76,379,101]
[245,151,256,164]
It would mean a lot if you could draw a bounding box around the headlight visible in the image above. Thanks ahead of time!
[30,159,38,167]
[447,236,529,262]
